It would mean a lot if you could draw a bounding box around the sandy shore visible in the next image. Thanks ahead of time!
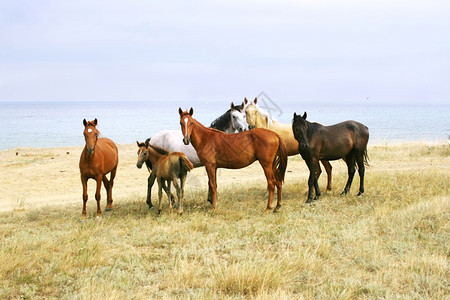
[0,143,313,213]
[1,141,447,213]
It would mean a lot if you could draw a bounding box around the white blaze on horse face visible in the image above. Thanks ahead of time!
[184,117,189,137]
[87,128,93,133]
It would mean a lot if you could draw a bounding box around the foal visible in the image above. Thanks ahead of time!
[136,140,194,214]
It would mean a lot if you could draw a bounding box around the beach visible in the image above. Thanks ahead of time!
[1,141,448,213]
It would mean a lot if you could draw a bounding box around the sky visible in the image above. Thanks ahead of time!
[0,0,449,104]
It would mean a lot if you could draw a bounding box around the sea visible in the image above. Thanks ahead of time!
[0,101,449,150]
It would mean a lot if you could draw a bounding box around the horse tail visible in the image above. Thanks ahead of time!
[273,135,288,183]
[179,155,194,172]
[363,147,370,167]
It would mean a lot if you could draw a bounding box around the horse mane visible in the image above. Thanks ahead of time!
[148,144,170,155]
[210,109,231,131]
[307,121,322,139]
[251,102,273,126]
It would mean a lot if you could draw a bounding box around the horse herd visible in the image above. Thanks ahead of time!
[79,98,369,218]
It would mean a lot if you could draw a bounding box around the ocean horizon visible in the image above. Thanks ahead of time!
[1,101,449,150]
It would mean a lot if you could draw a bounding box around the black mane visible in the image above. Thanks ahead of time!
[210,109,231,132]
[149,144,169,155]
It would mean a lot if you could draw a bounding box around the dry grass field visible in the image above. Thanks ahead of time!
[0,142,449,299]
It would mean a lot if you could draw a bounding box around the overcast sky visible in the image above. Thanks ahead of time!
[0,0,449,104]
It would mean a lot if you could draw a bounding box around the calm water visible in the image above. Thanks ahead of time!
[0,101,449,150]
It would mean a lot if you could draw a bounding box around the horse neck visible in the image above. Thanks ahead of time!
[147,146,166,164]
[190,118,211,150]
[211,110,231,132]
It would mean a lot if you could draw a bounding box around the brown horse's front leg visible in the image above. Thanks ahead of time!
[81,175,88,218]
[95,175,103,217]
[205,164,217,209]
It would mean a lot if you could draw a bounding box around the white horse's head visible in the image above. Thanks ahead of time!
[230,102,247,132]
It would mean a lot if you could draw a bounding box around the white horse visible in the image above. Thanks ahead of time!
[149,130,202,167]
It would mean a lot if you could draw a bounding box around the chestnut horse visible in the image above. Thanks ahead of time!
[244,97,334,190]
[179,107,288,213]
[136,140,194,214]
[292,112,369,203]
[79,119,119,218]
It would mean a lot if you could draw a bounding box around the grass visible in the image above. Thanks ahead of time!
[1,143,449,299]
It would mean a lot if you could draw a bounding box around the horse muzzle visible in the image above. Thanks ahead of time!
[183,137,191,145]
[136,161,143,169]
[86,147,95,155]
[248,125,255,130]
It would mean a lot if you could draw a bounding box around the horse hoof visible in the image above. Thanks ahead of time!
[263,209,271,214]
[105,207,113,211]
[357,192,363,197]
[305,198,313,204]
[148,206,155,210]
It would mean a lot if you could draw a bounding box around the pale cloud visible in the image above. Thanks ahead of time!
[0,0,449,103]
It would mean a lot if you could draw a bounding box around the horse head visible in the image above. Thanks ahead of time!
[244,97,271,129]
[136,140,150,169]
[292,112,309,150]
[179,107,194,145]
[230,102,247,132]
[83,118,99,155]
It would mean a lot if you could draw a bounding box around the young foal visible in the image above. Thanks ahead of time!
[136,140,194,214]
[292,112,369,203]
[79,119,118,218]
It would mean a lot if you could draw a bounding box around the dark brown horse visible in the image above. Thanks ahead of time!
[79,119,119,218]
[179,107,288,213]
[136,140,193,214]
[292,112,369,203]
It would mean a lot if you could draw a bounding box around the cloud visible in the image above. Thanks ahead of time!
[0,0,449,103]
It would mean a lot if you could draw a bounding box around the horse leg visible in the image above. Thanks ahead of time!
[105,166,116,211]
[321,160,333,191]
[157,177,164,214]
[356,151,365,196]
[147,173,156,209]
[172,177,183,215]
[273,179,283,213]
[312,159,321,200]
[205,164,218,209]
[178,172,187,215]
[304,159,317,203]
[260,162,276,214]
[341,152,356,196]
[95,175,103,217]
[81,175,88,218]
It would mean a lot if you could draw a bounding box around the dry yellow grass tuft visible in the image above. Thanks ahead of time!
[0,142,449,299]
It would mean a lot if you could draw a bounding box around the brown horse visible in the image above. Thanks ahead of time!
[79,119,119,218]
[244,97,334,190]
[179,107,288,213]
[136,140,194,215]
[292,112,369,203]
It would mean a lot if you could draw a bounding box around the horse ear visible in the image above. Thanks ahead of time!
[145,139,150,148]
[230,102,235,110]
[244,97,248,104]
[94,118,98,125]
[189,107,193,116]
[178,107,183,116]
[302,112,307,120]
[254,97,257,104]
[293,112,297,119]
[136,141,140,147]
[83,119,87,126]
